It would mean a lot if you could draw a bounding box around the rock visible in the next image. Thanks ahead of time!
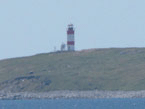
[14,76,40,80]
[1,90,145,100]
[42,80,52,86]
[28,72,34,74]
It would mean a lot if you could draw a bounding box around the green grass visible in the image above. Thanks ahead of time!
[0,48,145,92]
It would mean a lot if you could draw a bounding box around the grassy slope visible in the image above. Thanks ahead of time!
[0,48,145,92]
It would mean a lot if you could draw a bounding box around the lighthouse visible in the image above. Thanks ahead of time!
[67,24,75,51]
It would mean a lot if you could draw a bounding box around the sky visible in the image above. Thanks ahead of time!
[0,0,145,60]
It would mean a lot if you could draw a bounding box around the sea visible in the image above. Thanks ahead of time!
[0,98,145,109]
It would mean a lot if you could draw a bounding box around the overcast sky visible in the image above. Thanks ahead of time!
[0,0,145,60]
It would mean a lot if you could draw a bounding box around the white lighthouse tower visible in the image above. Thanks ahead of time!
[67,24,75,51]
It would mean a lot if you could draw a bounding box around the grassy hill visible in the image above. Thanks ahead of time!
[0,48,145,92]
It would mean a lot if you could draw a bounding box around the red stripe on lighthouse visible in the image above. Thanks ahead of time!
[67,31,74,34]
[67,41,74,45]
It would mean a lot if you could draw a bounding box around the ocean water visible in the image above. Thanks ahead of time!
[0,98,145,109]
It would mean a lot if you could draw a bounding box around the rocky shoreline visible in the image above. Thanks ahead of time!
[1,90,145,100]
